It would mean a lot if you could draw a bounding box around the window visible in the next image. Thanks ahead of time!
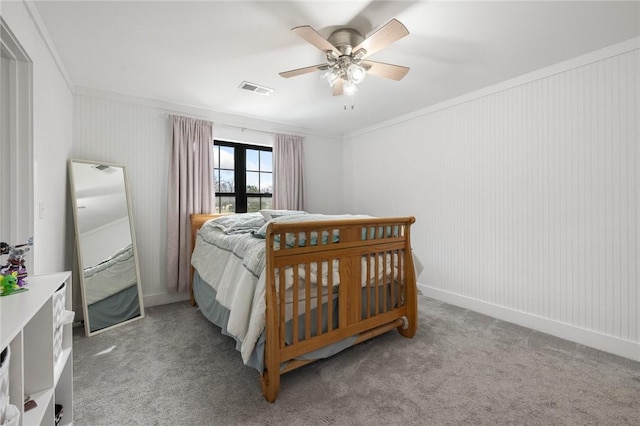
[213,140,272,213]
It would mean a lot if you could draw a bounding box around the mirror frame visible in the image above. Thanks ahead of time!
[69,159,145,336]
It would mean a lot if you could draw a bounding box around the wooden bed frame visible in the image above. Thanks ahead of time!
[190,213,418,402]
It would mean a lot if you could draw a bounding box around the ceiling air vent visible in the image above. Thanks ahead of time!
[239,81,274,96]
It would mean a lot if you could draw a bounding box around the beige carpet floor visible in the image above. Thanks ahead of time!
[72,296,640,425]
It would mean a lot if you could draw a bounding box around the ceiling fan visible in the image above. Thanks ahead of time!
[279,19,410,97]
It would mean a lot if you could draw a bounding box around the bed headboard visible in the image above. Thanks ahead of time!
[189,213,222,305]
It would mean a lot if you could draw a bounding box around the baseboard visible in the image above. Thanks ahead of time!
[143,291,190,308]
[419,284,640,362]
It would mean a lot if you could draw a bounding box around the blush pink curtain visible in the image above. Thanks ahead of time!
[273,133,306,210]
[166,115,214,292]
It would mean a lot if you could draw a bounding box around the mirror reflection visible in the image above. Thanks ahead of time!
[69,160,144,335]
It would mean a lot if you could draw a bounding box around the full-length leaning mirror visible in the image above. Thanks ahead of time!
[69,160,145,336]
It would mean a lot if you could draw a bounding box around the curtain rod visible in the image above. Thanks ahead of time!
[216,122,274,136]
[168,114,274,136]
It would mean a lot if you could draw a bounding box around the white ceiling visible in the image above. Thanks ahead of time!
[34,1,640,136]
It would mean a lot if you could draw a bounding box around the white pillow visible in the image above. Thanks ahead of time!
[259,209,307,221]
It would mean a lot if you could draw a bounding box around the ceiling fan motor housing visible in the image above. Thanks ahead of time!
[327,28,364,56]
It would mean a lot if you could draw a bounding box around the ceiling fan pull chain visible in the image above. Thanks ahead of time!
[344,99,355,110]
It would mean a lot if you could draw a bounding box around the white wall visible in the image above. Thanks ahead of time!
[1,1,74,274]
[73,88,344,306]
[344,39,640,361]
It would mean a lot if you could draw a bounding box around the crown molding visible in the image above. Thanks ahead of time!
[345,36,640,140]
[74,86,342,141]
[24,0,74,92]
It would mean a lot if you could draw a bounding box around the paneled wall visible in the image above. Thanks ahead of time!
[73,94,169,305]
[344,41,639,360]
[73,90,344,306]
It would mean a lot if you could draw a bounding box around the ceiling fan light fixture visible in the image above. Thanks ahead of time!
[322,69,339,87]
[347,63,366,84]
[343,81,358,96]
[326,50,339,63]
[353,49,367,62]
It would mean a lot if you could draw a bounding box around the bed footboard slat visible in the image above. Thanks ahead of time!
[315,262,322,337]
[292,265,299,345]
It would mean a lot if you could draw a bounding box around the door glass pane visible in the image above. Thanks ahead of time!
[219,170,235,192]
[260,172,272,193]
[247,197,261,213]
[219,146,234,169]
[246,149,259,171]
[260,151,272,172]
[246,171,259,193]
[220,196,235,213]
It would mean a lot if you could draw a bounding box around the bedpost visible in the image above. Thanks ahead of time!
[261,223,280,402]
[338,227,362,326]
[190,214,222,306]
[398,217,418,338]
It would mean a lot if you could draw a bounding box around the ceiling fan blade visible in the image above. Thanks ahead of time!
[279,64,327,78]
[353,19,409,58]
[292,25,340,55]
[332,79,344,96]
[362,60,410,81]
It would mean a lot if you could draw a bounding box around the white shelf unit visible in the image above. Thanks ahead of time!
[1,272,73,426]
